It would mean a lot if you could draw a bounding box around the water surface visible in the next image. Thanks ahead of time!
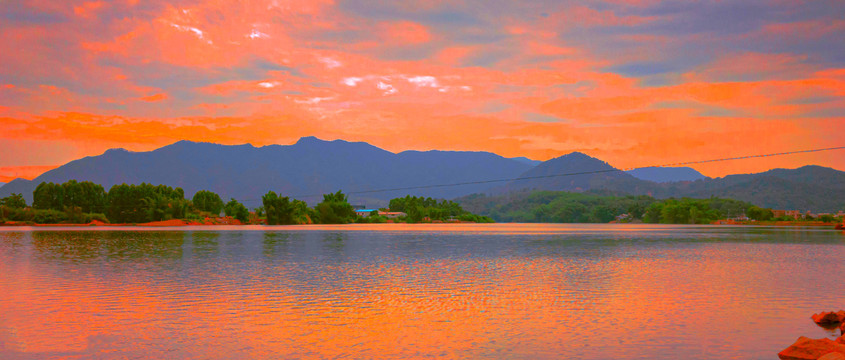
[1,224,843,359]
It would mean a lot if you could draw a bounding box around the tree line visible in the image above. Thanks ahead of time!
[456,190,790,224]
[1,180,492,225]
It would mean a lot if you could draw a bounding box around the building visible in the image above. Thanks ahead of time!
[771,209,802,219]
[353,209,408,219]
[354,209,379,217]
[379,211,407,219]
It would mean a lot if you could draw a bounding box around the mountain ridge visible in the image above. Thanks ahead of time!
[2,138,843,212]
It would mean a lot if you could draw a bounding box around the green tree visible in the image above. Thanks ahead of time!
[746,206,774,221]
[819,214,835,223]
[315,190,355,224]
[224,198,250,223]
[643,202,663,223]
[33,182,64,210]
[262,191,298,225]
[106,183,188,223]
[61,180,106,213]
[0,193,27,208]
[192,190,224,215]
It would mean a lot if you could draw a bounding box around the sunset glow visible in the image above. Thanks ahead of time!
[2,0,844,182]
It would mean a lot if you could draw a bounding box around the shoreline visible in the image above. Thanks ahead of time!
[1,220,842,228]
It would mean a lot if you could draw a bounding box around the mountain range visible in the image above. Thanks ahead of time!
[625,167,708,183]
[1,137,843,212]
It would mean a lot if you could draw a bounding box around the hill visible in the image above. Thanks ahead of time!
[502,152,659,195]
[657,165,845,212]
[0,137,533,208]
[2,138,843,213]
[626,167,708,183]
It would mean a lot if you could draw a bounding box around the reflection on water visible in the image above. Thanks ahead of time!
[0,224,844,359]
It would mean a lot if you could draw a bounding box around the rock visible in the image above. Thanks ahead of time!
[819,353,845,360]
[837,336,845,345]
[841,322,845,337]
[778,336,845,360]
[812,311,845,325]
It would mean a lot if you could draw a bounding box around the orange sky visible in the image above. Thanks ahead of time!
[1,0,844,182]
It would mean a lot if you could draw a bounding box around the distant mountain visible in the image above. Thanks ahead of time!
[2,138,843,213]
[0,178,31,197]
[657,165,845,212]
[503,152,659,194]
[626,167,708,183]
[0,137,534,208]
[509,157,542,166]
[0,181,4,189]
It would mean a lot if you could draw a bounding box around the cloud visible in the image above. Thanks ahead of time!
[342,77,364,86]
[258,81,280,88]
[405,75,439,88]
[248,28,270,39]
[170,23,212,44]
[2,0,845,178]
[377,81,397,95]
[319,57,342,69]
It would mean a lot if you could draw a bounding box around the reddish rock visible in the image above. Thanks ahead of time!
[841,322,845,337]
[819,353,845,360]
[812,311,845,325]
[778,336,845,360]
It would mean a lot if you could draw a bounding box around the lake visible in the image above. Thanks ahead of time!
[1,224,843,359]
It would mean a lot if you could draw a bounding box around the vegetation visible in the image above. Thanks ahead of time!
[15,179,822,226]
[458,191,653,223]
[192,190,224,215]
[33,180,106,213]
[0,193,26,208]
[456,190,788,224]
[262,191,312,225]
[314,190,356,224]
[224,198,249,223]
[389,196,467,222]
[107,183,190,223]
[642,197,753,224]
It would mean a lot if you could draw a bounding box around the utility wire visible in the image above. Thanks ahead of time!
[281,145,845,199]
[16,145,845,208]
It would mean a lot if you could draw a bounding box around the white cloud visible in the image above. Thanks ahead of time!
[438,85,473,93]
[258,81,280,88]
[377,81,397,95]
[170,23,212,44]
[319,57,342,69]
[342,77,363,86]
[406,75,439,88]
[248,29,269,39]
[295,96,333,105]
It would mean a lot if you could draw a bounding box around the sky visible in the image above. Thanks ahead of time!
[1,0,844,182]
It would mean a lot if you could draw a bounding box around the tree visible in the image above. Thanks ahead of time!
[33,182,64,210]
[106,183,189,223]
[315,190,355,224]
[747,206,774,221]
[192,190,224,215]
[224,198,250,223]
[0,193,27,208]
[262,191,300,225]
[819,214,835,223]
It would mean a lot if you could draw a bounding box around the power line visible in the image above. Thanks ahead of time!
[14,145,845,207]
[280,145,845,199]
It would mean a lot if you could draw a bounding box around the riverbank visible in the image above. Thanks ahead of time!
[0,218,488,227]
[0,218,246,227]
[711,219,840,226]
